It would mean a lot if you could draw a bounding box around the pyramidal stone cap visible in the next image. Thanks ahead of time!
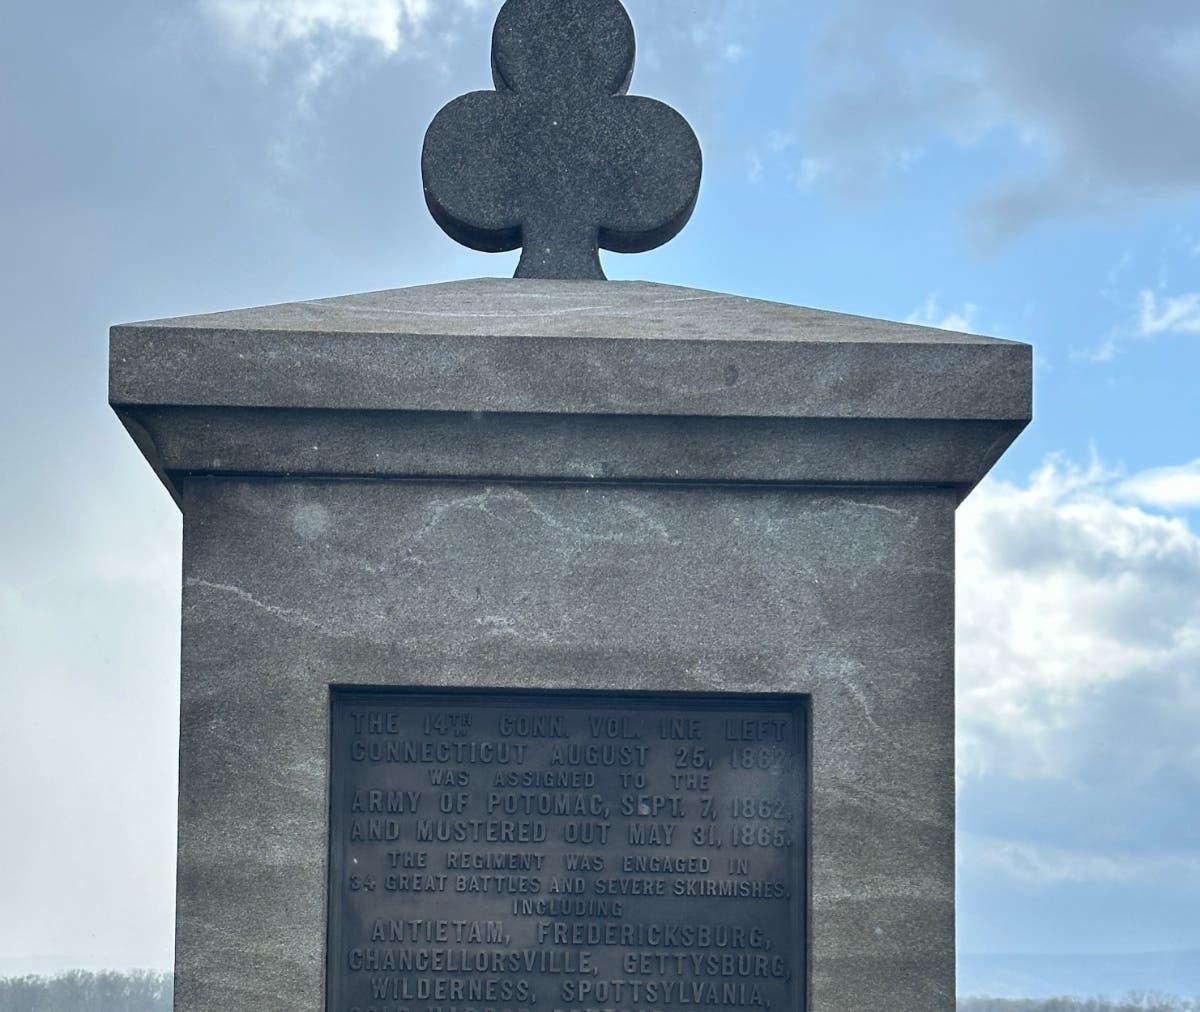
[109,278,1031,502]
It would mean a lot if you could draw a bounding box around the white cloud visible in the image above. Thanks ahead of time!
[789,156,829,192]
[742,130,827,192]
[0,460,183,971]
[957,457,1200,784]
[804,0,1200,240]
[199,0,485,170]
[1139,289,1200,337]
[1121,459,1200,511]
[1078,284,1200,362]
[745,151,764,184]
[205,0,430,58]
[768,129,796,153]
[1077,338,1117,364]
[906,293,978,332]
[202,0,452,96]
[962,833,1200,887]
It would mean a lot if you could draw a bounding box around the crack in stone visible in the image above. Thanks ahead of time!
[824,661,893,742]
[408,487,679,549]
[331,293,729,322]
[185,578,318,628]
[842,500,907,517]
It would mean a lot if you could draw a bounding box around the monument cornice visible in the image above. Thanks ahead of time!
[110,278,1030,502]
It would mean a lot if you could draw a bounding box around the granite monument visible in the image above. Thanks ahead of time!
[110,2,1032,1011]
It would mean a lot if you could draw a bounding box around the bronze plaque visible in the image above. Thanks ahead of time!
[327,689,808,1012]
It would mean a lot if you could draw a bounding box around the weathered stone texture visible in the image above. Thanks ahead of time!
[110,277,1030,1012]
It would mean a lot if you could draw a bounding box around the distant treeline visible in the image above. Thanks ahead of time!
[960,998,1200,1012]
[2,974,1197,1012]
[0,971,171,1011]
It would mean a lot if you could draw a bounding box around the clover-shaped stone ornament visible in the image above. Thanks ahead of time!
[422,0,702,280]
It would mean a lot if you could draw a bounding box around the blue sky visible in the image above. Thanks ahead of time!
[1,0,1198,979]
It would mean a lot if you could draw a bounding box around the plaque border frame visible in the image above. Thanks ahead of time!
[325,685,811,1012]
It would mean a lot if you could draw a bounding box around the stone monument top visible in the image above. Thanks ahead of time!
[421,0,702,281]
[110,277,1030,505]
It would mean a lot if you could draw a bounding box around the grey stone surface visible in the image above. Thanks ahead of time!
[109,277,1031,1012]
[178,477,955,1012]
[421,0,701,279]
[127,408,1022,491]
[110,278,1030,501]
[110,280,1029,421]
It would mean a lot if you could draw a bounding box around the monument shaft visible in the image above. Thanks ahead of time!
[111,278,1031,1012]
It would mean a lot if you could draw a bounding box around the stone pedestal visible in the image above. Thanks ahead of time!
[111,278,1031,1012]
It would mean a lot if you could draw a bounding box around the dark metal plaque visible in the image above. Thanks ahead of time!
[327,689,808,1012]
